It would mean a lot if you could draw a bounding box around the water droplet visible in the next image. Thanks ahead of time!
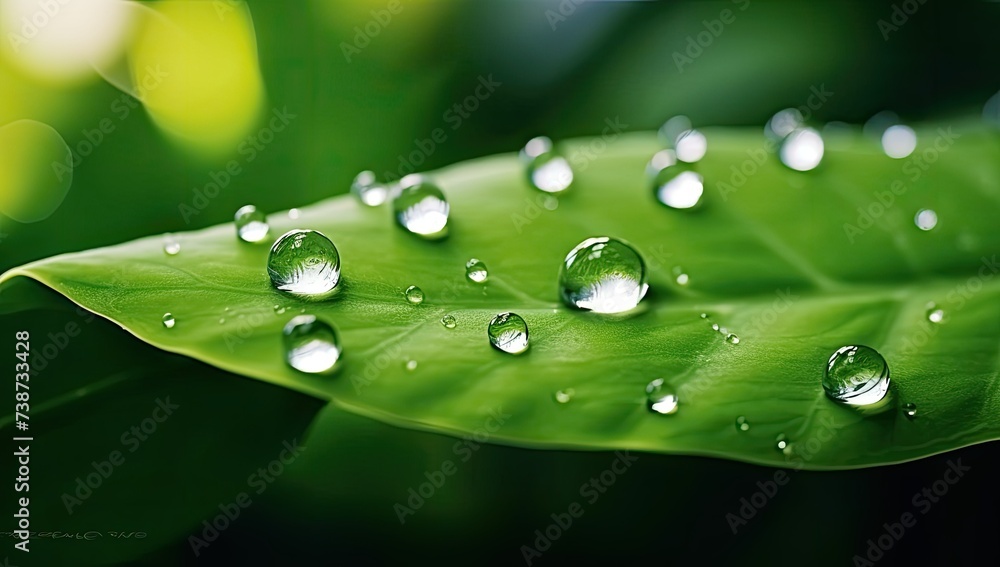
[218,317,226,324]
[904,403,917,419]
[542,195,559,210]
[646,149,677,179]
[914,209,938,231]
[163,235,180,255]
[283,315,341,374]
[162,313,175,328]
[405,285,424,304]
[881,124,917,159]
[653,164,704,210]
[926,304,945,324]
[487,312,529,354]
[765,108,804,141]
[288,208,300,219]
[775,434,789,451]
[711,323,720,331]
[658,115,692,147]
[267,229,341,296]
[392,176,449,238]
[273,304,286,315]
[699,312,709,319]
[674,129,707,163]
[351,170,389,206]
[405,359,418,371]
[441,314,457,329]
[554,388,575,404]
[234,204,269,243]
[559,237,648,314]
[725,333,740,345]
[779,127,824,171]
[521,136,573,194]
[465,258,488,283]
[736,415,750,431]
[672,266,689,286]
[645,379,678,415]
[823,345,891,406]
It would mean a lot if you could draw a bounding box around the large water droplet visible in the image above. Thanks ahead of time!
[267,229,341,296]
[823,345,891,406]
[405,285,424,305]
[234,204,269,243]
[351,170,389,206]
[645,379,678,415]
[735,415,750,431]
[162,313,175,328]
[488,312,529,354]
[392,176,449,238]
[904,403,917,419]
[914,209,938,231]
[441,314,457,329]
[881,124,917,159]
[765,108,804,141]
[554,388,575,404]
[163,235,180,255]
[521,136,573,194]
[779,127,824,171]
[559,237,648,314]
[283,315,341,374]
[653,164,704,210]
[466,258,488,283]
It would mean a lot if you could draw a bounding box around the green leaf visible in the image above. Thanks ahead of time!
[4,123,1000,469]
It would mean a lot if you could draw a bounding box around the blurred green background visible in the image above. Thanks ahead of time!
[1,0,999,565]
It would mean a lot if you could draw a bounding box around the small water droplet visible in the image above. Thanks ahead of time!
[441,314,457,329]
[267,230,341,296]
[711,323,720,331]
[559,237,648,314]
[674,129,707,163]
[672,266,689,286]
[405,359,418,371]
[736,415,750,431]
[775,434,789,451]
[273,305,286,315]
[465,258,488,283]
[699,313,709,319]
[823,345,891,406]
[521,136,573,194]
[653,164,704,210]
[542,195,559,210]
[283,315,341,374]
[645,378,678,415]
[554,388,575,404]
[765,108,804,141]
[926,304,945,324]
[914,209,938,231]
[725,333,740,345]
[488,312,529,354]
[234,204,269,243]
[881,124,917,159]
[405,285,424,304]
[903,403,917,419]
[163,235,180,255]
[351,170,389,206]
[779,127,824,171]
[392,176,449,238]
[288,208,300,219]
[162,313,175,328]
[219,317,226,324]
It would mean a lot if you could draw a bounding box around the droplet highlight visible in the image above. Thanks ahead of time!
[267,229,341,296]
[779,127,824,171]
[735,416,750,431]
[914,209,938,231]
[554,389,575,404]
[487,312,529,354]
[903,403,917,419]
[559,236,648,314]
[163,235,180,256]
